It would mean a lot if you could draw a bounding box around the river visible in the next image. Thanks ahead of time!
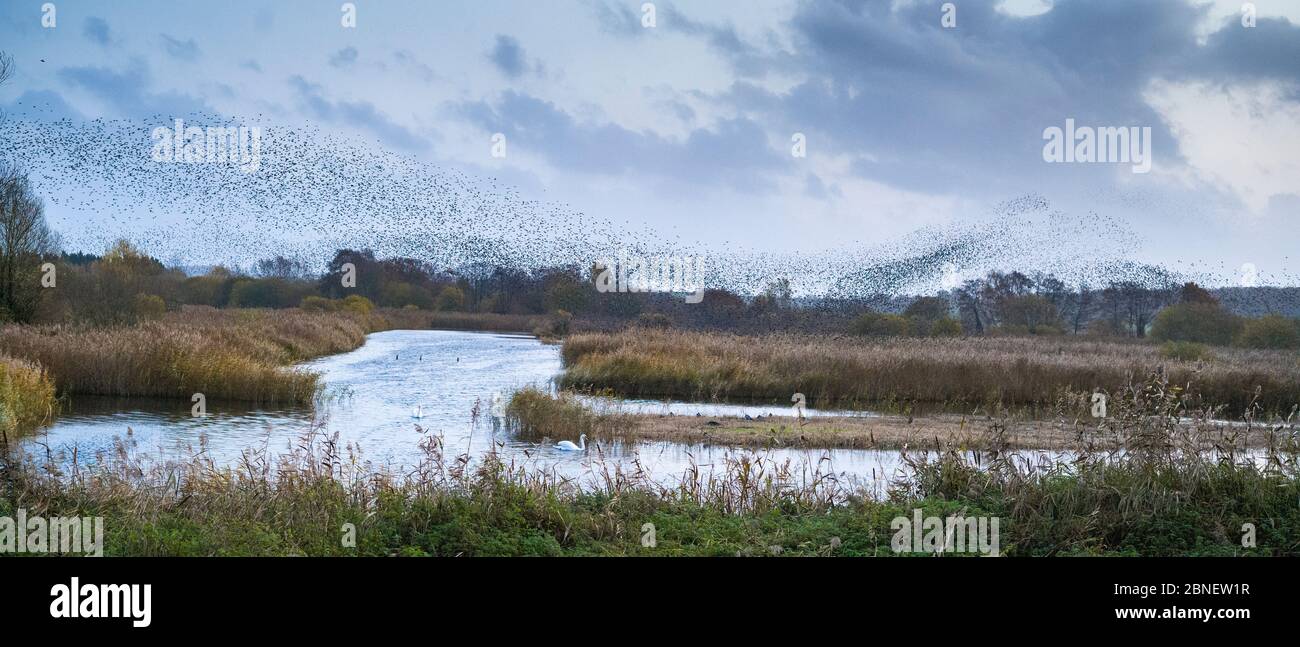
[22,329,1060,489]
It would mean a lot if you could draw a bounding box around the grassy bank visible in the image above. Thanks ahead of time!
[505,387,1297,450]
[560,329,1300,417]
[0,307,374,406]
[0,355,57,438]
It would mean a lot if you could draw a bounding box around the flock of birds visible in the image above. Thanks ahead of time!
[2,106,1295,312]
[6,112,1277,304]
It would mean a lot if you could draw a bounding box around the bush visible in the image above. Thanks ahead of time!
[133,294,166,321]
[850,311,911,337]
[228,278,313,309]
[339,295,375,316]
[1159,341,1214,363]
[533,310,572,338]
[1235,315,1300,350]
[999,294,1061,334]
[1150,303,1241,347]
[434,286,466,312]
[378,282,433,310]
[635,312,673,329]
[1085,319,1122,337]
[929,317,962,337]
[0,354,57,436]
[300,296,339,312]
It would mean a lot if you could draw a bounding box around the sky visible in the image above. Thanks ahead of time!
[1,0,1298,290]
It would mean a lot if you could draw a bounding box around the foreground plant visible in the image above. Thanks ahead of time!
[0,354,57,437]
[2,374,1297,557]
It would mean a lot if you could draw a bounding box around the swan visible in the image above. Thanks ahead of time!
[411,405,423,419]
[555,434,586,451]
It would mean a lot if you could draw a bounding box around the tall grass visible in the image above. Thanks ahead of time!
[2,374,1296,556]
[899,374,1300,555]
[560,329,1300,417]
[504,387,626,442]
[0,354,57,438]
[0,307,370,405]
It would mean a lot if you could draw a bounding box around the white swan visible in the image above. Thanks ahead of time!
[411,405,423,419]
[555,434,587,451]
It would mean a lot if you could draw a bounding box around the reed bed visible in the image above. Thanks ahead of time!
[0,307,370,405]
[560,329,1300,417]
[0,354,57,437]
[426,311,551,334]
[504,387,629,442]
[2,374,1297,556]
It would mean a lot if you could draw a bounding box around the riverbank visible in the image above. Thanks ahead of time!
[560,329,1300,418]
[507,387,1295,450]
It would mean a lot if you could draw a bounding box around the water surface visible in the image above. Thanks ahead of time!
[24,330,1053,489]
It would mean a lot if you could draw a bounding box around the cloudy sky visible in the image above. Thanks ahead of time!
[1,0,1297,287]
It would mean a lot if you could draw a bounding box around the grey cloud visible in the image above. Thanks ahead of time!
[288,75,429,152]
[83,17,111,46]
[680,0,1244,195]
[454,90,787,191]
[160,34,201,61]
[58,60,214,118]
[329,47,359,68]
[488,35,535,79]
[394,50,437,83]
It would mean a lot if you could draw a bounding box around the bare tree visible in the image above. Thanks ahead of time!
[957,279,988,333]
[0,51,13,127]
[1068,283,1094,335]
[1109,280,1174,338]
[1,164,58,322]
[0,51,13,86]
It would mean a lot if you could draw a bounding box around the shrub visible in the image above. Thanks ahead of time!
[999,294,1061,334]
[1150,302,1242,347]
[1085,319,1122,337]
[434,286,466,312]
[133,294,166,321]
[929,317,962,337]
[300,296,339,312]
[378,282,433,310]
[635,312,673,329]
[533,310,572,338]
[340,295,375,316]
[0,354,57,436]
[1235,315,1300,350]
[1159,341,1214,363]
[850,311,911,337]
